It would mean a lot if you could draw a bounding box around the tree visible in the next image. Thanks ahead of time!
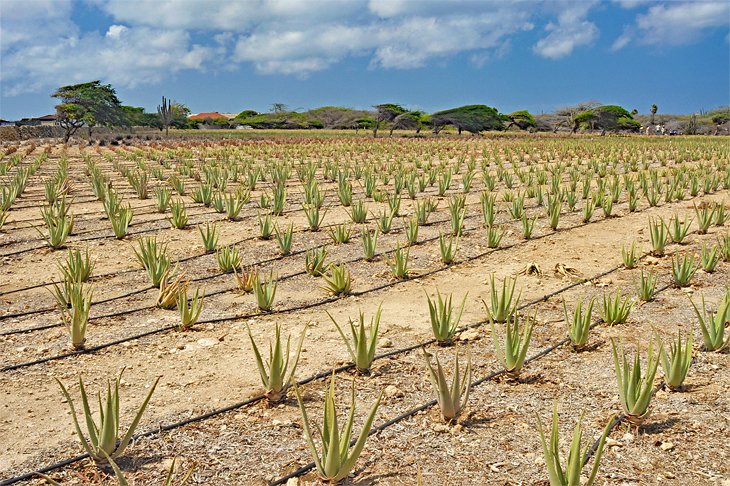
[573,105,640,133]
[389,111,424,136]
[431,105,503,134]
[650,104,658,125]
[505,110,536,131]
[554,101,601,132]
[52,81,125,142]
[372,103,407,138]
[271,103,288,114]
[157,96,173,136]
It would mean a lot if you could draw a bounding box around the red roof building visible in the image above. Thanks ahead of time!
[188,112,228,121]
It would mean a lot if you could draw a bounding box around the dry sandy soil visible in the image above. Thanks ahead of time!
[0,135,728,485]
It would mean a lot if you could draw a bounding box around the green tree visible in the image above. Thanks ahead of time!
[431,105,504,134]
[573,105,640,133]
[52,80,125,142]
[650,104,658,125]
[505,110,536,131]
[372,103,407,138]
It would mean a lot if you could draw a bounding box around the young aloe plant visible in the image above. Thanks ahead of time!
[611,339,659,425]
[295,373,382,483]
[388,243,410,279]
[168,199,188,229]
[601,291,633,326]
[254,270,277,311]
[275,222,294,255]
[361,228,378,262]
[648,217,668,256]
[233,266,256,293]
[329,223,352,245]
[198,222,219,253]
[621,242,640,269]
[306,246,329,276]
[423,349,472,423]
[404,217,419,246]
[59,248,94,283]
[690,292,729,351]
[439,233,458,264]
[177,286,204,330]
[216,245,241,274]
[135,237,171,288]
[156,268,186,310]
[323,262,352,296]
[485,225,503,248]
[55,370,159,462]
[656,331,692,391]
[694,203,716,234]
[258,213,274,240]
[110,205,133,239]
[521,214,537,239]
[62,281,93,350]
[482,274,519,323]
[536,404,613,486]
[327,305,382,374]
[668,214,692,244]
[427,289,467,346]
[671,253,697,287]
[700,244,720,273]
[248,323,306,402]
[563,297,594,351]
[491,311,534,379]
[636,269,658,302]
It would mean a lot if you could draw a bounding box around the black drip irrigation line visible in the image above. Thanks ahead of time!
[0,253,631,486]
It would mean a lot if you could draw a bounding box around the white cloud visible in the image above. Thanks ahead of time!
[1,0,613,95]
[533,1,599,59]
[611,1,729,50]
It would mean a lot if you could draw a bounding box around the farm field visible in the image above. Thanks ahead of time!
[0,134,728,485]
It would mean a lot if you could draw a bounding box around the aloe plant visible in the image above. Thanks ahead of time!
[521,214,537,239]
[198,222,219,253]
[621,242,639,269]
[303,203,327,231]
[253,270,277,311]
[611,339,659,425]
[690,292,729,351]
[601,291,633,325]
[668,214,692,244]
[671,253,697,287]
[656,331,692,391]
[700,244,720,273]
[328,305,382,374]
[295,374,381,483]
[648,217,668,256]
[329,223,352,245]
[347,199,368,224]
[62,281,93,349]
[694,203,716,234]
[274,222,294,256]
[404,217,419,246]
[216,245,240,274]
[168,199,188,229]
[491,311,534,378]
[109,205,133,239]
[56,370,159,462]
[482,274,519,323]
[388,243,410,279]
[323,262,352,296]
[563,297,594,351]
[135,237,171,288]
[536,404,613,486]
[156,268,186,310]
[233,266,256,293]
[59,248,94,283]
[423,349,471,423]
[361,228,378,261]
[636,269,658,302]
[154,186,171,213]
[306,246,329,276]
[258,213,274,240]
[248,323,306,402]
[427,289,467,346]
[178,286,204,330]
[439,233,458,264]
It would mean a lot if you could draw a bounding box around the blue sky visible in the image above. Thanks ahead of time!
[1,0,728,120]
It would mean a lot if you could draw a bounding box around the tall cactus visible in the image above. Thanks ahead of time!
[157,96,173,136]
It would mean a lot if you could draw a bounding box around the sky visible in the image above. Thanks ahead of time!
[0,0,728,120]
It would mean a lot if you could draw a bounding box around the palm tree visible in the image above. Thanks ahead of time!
[650,104,658,125]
